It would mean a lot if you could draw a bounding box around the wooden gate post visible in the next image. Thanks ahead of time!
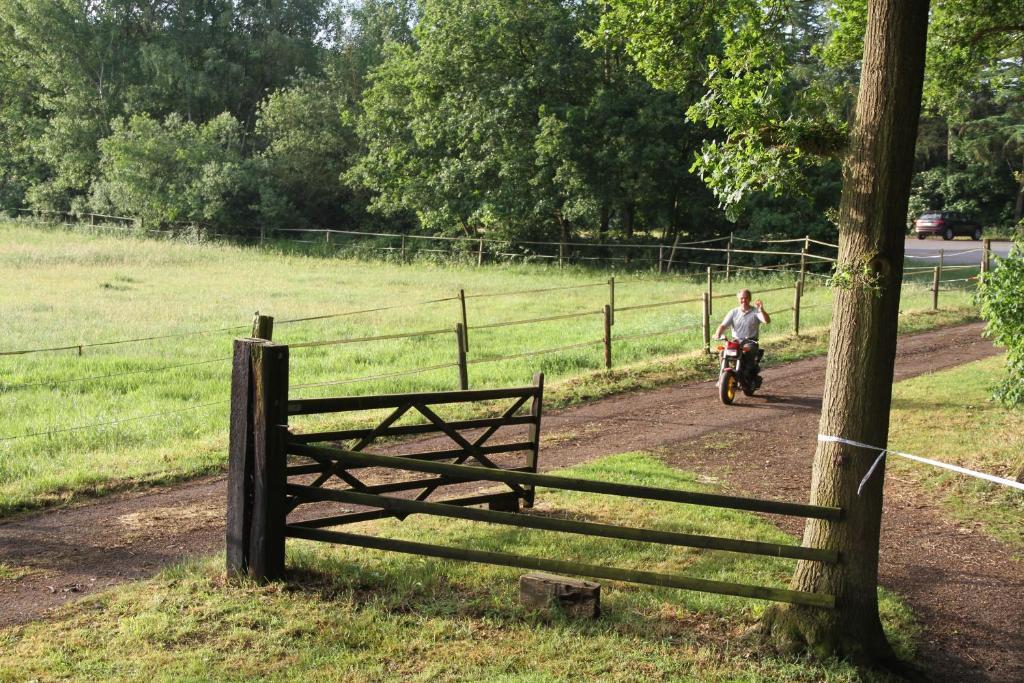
[227,338,289,581]
[227,339,256,576]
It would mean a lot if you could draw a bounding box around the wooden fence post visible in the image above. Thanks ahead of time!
[607,276,615,326]
[702,293,711,354]
[799,247,807,292]
[227,338,289,581]
[603,305,612,369]
[456,323,469,390]
[938,248,944,282]
[658,245,665,274]
[251,313,274,341]
[793,281,802,337]
[478,237,485,266]
[459,289,469,352]
[932,267,940,310]
[401,235,407,263]
[982,238,991,275]
[706,267,713,318]
[726,232,733,279]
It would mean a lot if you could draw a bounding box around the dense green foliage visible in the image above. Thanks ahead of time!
[0,1,1020,240]
[347,0,726,243]
[976,242,1024,406]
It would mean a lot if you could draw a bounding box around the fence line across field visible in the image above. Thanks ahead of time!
[0,323,251,357]
[616,296,703,313]
[280,226,733,251]
[463,281,606,299]
[0,400,227,443]
[0,210,996,457]
[289,327,452,350]
[908,248,983,259]
[11,210,844,267]
[611,324,699,343]
[0,356,231,391]
[467,339,606,365]
[1,263,980,364]
[470,309,604,331]
[275,296,460,326]
[2,266,984,443]
[291,362,461,392]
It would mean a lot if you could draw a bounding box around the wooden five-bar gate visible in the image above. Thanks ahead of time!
[227,337,841,609]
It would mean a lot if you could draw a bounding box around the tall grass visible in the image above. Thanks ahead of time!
[0,223,976,513]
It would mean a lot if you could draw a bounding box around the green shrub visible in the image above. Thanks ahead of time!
[976,240,1024,405]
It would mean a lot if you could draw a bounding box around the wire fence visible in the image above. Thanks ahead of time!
[5,206,844,275]
[0,207,1000,452]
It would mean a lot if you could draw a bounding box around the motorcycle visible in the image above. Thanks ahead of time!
[716,337,763,405]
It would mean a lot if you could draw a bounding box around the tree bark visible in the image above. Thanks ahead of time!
[762,0,930,668]
[623,201,635,239]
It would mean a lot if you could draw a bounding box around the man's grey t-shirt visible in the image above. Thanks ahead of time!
[720,306,765,340]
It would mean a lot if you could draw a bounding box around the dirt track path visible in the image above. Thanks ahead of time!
[2,321,1020,681]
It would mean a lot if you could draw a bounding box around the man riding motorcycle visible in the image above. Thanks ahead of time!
[713,288,770,390]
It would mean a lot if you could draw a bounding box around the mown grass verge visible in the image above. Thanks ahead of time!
[0,453,916,681]
[888,355,1024,552]
[0,222,978,515]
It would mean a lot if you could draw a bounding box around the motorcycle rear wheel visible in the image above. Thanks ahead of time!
[719,370,737,405]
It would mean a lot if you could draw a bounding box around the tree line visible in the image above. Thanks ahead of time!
[0,1,1019,244]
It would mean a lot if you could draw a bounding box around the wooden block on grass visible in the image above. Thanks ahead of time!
[487,495,520,513]
[519,572,600,618]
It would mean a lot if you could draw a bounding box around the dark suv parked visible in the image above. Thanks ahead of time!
[913,211,982,241]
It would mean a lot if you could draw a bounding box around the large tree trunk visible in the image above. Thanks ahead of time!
[762,0,930,668]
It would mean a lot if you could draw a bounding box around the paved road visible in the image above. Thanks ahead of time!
[905,237,1012,265]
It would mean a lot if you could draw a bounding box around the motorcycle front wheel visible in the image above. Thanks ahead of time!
[719,370,737,405]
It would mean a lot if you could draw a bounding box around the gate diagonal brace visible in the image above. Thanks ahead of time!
[413,402,528,498]
[286,403,413,513]
[412,395,531,504]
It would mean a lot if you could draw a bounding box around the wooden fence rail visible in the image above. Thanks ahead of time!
[226,337,839,609]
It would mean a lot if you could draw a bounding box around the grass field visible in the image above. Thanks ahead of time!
[0,222,978,515]
[888,355,1024,551]
[0,453,917,681]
